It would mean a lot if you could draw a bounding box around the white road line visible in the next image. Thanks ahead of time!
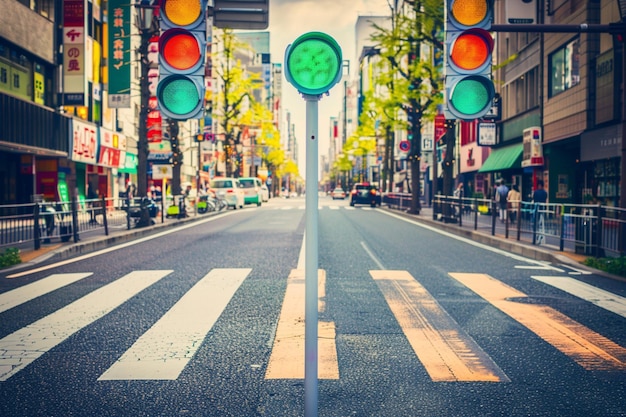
[0,270,172,381]
[531,275,626,319]
[514,265,564,272]
[98,268,251,381]
[559,264,592,275]
[360,241,385,270]
[0,273,92,313]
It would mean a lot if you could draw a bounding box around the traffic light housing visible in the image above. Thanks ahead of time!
[157,0,207,120]
[284,32,343,97]
[444,0,494,121]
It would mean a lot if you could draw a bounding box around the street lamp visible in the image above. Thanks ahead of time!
[135,1,158,227]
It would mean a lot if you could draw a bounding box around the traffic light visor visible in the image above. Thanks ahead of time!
[285,32,342,96]
[449,29,493,72]
[449,0,489,28]
[160,29,203,72]
[448,75,494,119]
[161,0,204,27]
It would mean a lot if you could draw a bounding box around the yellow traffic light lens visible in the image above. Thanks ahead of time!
[450,0,488,27]
[451,32,490,71]
[162,0,203,27]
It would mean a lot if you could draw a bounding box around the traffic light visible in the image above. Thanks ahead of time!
[444,0,494,121]
[284,32,343,96]
[157,0,207,120]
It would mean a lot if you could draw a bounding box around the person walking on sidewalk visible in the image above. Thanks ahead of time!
[507,184,521,223]
[495,179,509,222]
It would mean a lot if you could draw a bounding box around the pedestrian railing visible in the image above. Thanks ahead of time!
[405,194,625,258]
[0,196,170,252]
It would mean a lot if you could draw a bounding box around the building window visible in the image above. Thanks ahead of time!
[549,37,580,97]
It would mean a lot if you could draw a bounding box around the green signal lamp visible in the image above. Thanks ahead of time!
[284,32,343,97]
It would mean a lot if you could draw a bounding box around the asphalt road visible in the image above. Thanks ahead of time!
[0,195,625,417]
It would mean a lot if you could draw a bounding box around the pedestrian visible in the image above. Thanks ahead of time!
[87,183,99,224]
[495,179,509,222]
[507,184,521,223]
[532,179,548,205]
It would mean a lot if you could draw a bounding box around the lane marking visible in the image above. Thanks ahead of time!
[0,273,92,313]
[6,211,238,279]
[514,265,564,272]
[99,268,250,380]
[360,241,385,270]
[0,270,172,381]
[450,273,626,371]
[559,264,592,275]
[370,270,508,382]
[265,269,339,380]
[531,275,626,319]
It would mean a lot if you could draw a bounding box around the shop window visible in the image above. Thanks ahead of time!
[594,158,620,205]
[549,37,580,97]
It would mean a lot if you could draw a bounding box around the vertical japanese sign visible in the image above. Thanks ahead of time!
[107,0,131,108]
[147,35,162,144]
[63,0,87,106]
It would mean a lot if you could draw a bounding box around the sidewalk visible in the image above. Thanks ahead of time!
[7,204,618,280]
[384,205,611,280]
[10,213,201,270]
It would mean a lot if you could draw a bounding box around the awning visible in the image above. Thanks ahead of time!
[478,143,523,173]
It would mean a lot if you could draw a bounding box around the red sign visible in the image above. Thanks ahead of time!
[435,114,446,146]
[399,140,410,152]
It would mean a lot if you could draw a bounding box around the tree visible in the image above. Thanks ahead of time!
[214,29,261,177]
[370,0,444,213]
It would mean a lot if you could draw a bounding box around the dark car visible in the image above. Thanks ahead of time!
[350,183,382,207]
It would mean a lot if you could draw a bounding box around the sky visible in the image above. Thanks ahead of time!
[266,0,392,177]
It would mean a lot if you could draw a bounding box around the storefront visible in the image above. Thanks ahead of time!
[580,123,622,206]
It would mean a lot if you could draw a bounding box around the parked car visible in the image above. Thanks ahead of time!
[331,187,346,200]
[350,183,382,207]
[209,177,244,209]
[238,177,263,206]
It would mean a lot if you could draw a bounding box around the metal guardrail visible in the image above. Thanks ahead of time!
[383,193,625,258]
[0,196,156,252]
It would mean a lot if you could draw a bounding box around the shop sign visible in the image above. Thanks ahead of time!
[70,119,98,164]
[522,126,544,167]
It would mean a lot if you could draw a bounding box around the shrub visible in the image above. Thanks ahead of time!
[0,248,21,268]
[583,256,626,278]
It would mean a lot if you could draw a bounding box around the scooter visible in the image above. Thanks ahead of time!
[128,197,158,225]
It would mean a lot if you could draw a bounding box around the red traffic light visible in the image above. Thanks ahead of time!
[449,28,493,73]
[159,29,204,73]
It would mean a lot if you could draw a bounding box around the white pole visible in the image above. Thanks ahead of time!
[304,96,319,417]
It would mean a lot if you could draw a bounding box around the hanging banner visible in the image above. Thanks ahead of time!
[63,0,87,106]
[107,0,131,108]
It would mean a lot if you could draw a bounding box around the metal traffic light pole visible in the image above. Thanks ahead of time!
[284,32,343,417]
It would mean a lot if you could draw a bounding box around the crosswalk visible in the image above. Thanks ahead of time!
[0,268,625,383]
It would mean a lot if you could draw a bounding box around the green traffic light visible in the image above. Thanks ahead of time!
[285,32,342,96]
[157,76,203,120]
[449,76,494,119]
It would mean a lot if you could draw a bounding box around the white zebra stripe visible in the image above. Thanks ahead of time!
[98,268,251,380]
[0,270,172,381]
